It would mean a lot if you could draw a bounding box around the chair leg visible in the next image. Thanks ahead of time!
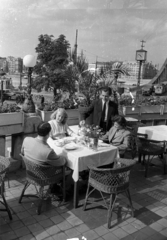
[162,154,167,174]
[1,182,12,220]
[83,183,90,211]
[145,156,150,178]
[62,165,66,202]
[37,199,44,215]
[142,154,145,165]
[126,189,134,217]
[138,153,142,163]
[107,194,117,229]
[37,186,44,215]
[19,181,29,203]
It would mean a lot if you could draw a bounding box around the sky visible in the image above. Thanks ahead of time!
[1,0,167,68]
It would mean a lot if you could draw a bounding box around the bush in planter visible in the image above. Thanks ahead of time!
[0,102,21,113]
[37,95,78,111]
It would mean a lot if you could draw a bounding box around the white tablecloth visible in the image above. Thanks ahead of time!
[47,137,119,182]
[138,125,167,141]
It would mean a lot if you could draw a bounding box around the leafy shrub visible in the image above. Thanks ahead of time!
[0,103,21,113]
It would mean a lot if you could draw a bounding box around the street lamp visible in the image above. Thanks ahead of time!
[22,55,36,113]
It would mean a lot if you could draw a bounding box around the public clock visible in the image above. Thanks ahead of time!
[136,49,147,61]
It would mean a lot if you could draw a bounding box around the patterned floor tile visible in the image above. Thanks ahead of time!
[2,157,167,240]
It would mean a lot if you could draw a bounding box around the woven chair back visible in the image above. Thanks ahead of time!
[88,158,136,194]
[21,155,62,186]
[0,156,10,183]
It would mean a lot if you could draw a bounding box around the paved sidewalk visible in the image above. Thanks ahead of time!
[1,159,167,240]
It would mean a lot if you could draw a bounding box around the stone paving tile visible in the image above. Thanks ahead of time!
[45,225,60,236]
[102,232,119,240]
[22,216,37,226]
[0,230,17,240]
[94,226,109,236]
[121,223,138,234]
[66,216,83,226]
[112,227,129,238]
[52,231,67,240]
[39,219,54,228]
[50,214,64,224]
[14,226,31,237]
[9,219,25,230]
[65,227,81,238]
[0,223,12,234]
[19,233,36,240]
[74,223,90,233]
[32,229,50,240]
[3,159,167,240]
[82,229,99,240]
[57,220,73,231]
[27,222,44,233]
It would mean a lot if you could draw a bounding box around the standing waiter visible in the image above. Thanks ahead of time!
[80,87,118,132]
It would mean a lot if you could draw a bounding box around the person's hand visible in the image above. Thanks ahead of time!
[80,120,85,127]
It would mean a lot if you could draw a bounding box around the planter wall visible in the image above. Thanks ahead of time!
[36,109,79,126]
[121,105,167,126]
[66,109,79,126]
[0,111,24,135]
[36,109,53,122]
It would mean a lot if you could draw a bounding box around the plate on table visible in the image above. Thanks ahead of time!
[64,143,77,150]
[63,137,76,144]
[54,139,65,147]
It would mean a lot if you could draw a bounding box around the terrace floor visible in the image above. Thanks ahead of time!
[1,157,167,240]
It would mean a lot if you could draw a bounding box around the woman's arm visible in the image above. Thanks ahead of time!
[66,125,77,137]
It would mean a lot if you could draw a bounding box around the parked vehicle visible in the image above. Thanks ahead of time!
[2,90,16,100]
[142,86,153,96]
[154,82,167,95]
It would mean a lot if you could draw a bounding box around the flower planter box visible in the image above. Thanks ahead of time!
[0,111,24,135]
[36,109,53,122]
[66,109,79,126]
[36,109,79,125]
[121,105,167,126]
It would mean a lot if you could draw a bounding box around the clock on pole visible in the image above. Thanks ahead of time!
[135,40,147,104]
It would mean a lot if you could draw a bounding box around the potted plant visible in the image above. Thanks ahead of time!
[35,94,79,125]
[0,103,24,135]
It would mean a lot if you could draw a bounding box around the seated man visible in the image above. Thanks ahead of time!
[101,115,131,157]
[21,122,70,195]
[21,122,66,167]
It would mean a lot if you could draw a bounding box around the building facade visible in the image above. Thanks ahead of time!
[90,60,158,80]
[0,56,23,73]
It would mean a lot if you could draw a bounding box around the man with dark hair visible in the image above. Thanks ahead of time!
[80,87,118,132]
[101,115,131,156]
[21,122,66,166]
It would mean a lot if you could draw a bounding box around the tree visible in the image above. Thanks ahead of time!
[96,62,131,89]
[33,34,75,96]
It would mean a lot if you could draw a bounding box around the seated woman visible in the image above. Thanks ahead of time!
[101,115,131,157]
[49,108,77,140]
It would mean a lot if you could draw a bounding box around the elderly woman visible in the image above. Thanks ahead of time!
[48,108,76,140]
[101,115,131,156]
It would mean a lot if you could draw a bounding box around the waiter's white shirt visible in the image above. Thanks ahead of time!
[102,100,109,122]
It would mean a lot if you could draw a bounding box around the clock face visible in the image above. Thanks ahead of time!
[136,52,145,61]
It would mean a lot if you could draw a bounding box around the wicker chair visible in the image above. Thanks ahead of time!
[83,158,136,229]
[19,154,66,215]
[137,136,167,177]
[0,156,12,220]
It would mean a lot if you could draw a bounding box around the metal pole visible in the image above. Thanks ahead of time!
[136,60,142,103]
[1,80,3,105]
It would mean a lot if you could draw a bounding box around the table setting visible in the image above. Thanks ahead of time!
[47,125,119,208]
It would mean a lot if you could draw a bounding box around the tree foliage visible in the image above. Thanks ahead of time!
[33,34,75,95]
